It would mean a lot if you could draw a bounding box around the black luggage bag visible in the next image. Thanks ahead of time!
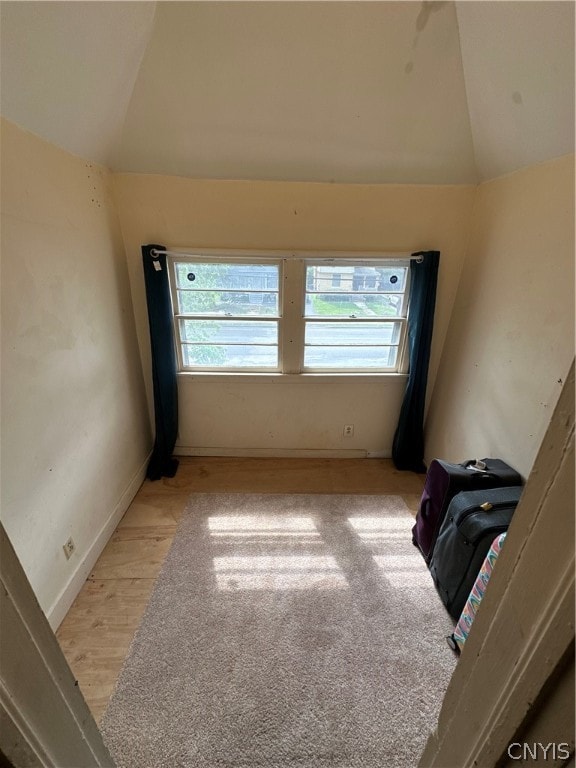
[412,458,522,564]
[429,486,523,620]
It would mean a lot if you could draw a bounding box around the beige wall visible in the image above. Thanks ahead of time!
[113,174,476,456]
[0,120,151,626]
[425,154,575,478]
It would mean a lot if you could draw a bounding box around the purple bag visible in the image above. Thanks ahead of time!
[412,458,521,563]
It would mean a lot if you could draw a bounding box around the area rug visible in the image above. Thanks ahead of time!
[100,494,456,768]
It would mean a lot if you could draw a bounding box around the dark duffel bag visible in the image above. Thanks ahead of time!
[412,458,522,564]
[429,486,523,620]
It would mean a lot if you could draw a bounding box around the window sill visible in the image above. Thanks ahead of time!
[176,372,409,384]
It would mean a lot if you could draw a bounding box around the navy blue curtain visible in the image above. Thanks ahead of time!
[392,250,440,473]
[142,244,179,481]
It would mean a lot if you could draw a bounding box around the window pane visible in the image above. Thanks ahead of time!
[304,346,398,369]
[305,321,401,346]
[304,293,403,318]
[180,320,277,345]
[306,265,407,294]
[372,267,407,293]
[175,262,279,291]
[182,344,278,368]
[177,290,278,316]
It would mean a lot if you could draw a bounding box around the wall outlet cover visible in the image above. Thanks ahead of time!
[63,537,75,560]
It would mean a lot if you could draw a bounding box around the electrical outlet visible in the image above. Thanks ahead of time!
[63,537,75,560]
[343,424,354,437]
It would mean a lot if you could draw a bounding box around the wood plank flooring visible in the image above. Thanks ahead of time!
[56,457,424,722]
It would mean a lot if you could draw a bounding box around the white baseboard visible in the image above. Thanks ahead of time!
[46,452,152,631]
[174,446,368,459]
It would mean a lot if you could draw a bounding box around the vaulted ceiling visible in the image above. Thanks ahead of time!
[1,1,574,184]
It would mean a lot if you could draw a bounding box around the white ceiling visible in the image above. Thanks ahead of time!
[114,1,476,184]
[0,2,156,166]
[456,1,575,182]
[1,1,574,184]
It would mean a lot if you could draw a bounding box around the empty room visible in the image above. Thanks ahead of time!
[0,2,574,767]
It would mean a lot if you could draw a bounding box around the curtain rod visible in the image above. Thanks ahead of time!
[149,248,422,262]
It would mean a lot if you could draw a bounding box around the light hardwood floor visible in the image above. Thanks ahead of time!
[56,457,424,722]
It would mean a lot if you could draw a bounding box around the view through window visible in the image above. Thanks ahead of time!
[168,254,410,373]
[304,263,408,370]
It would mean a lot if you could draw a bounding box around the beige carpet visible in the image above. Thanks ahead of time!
[100,494,456,767]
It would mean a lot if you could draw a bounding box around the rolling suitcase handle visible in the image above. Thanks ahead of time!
[463,459,488,472]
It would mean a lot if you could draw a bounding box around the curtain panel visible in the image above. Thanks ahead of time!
[142,243,179,480]
[392,250,440,473]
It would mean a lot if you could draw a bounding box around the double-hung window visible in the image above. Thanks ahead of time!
[170,258,281,371]
[303,260,409,372]
[168,251,410,374]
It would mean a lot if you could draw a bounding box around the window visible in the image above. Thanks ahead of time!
[331,272,342,288]
[304,262,409,371]
[170,259,281,371]
[168,252,410,374]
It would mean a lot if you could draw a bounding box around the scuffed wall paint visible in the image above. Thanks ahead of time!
[0,119,151,619]
[425,154,575,477]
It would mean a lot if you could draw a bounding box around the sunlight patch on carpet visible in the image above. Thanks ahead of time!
[101,493,456,768]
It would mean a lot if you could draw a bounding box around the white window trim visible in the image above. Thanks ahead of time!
[167,249,412,376]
